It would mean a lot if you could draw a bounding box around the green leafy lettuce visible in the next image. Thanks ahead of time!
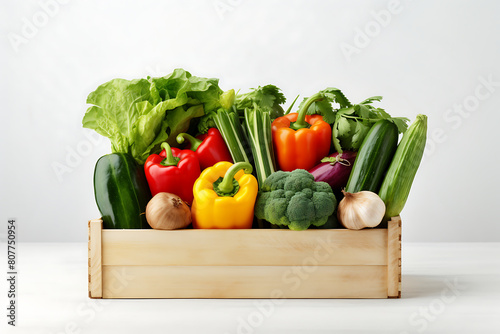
[196,89,235,134]
[82,69,225,164]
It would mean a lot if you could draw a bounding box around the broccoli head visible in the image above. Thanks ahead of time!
[255,169,337,230]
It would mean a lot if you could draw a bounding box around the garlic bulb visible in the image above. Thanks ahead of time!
[337,190,386,230]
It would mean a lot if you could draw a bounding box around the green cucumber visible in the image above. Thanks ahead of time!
[345,120,398,193]
[94,153,151,229]
[379,115,427,219]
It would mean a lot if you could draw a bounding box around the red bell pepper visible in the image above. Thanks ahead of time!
[176,128,233,171]
[144,142,201,205]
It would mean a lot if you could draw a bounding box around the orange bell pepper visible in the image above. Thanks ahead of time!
[272,112,331,171]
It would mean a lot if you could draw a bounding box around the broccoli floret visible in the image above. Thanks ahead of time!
[261,170,289,192]
[255,169,337,230]
[255,189,288,226]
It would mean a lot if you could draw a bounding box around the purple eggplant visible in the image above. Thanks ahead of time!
[309,151,357,191]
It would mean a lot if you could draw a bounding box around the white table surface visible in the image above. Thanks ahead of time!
[2,242,499,334]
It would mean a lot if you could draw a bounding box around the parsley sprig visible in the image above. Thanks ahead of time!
[300,90,409,154]
[235,84,286,120]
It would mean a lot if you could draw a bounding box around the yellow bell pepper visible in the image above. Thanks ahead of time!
[192,161,258,229]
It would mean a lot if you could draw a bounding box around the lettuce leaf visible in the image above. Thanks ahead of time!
[82,69,225,164]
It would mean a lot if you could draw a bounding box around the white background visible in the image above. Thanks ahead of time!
[1,0,500,242]
[1,2,500,334]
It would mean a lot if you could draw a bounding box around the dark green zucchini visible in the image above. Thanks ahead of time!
[94,153,151,229]
[345,120,398,193]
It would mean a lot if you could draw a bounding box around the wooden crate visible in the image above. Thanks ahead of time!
[88,216,401,299]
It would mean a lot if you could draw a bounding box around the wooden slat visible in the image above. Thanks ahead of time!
[88,219,103,298]
[102,228,388,266]
[102,265,388,299]
[387,216,402,298]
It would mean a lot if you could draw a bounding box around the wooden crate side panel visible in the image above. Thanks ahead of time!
[102,229,388,266]
[102,265,388,299]
[88,219,103,298]
[387,216,402,298]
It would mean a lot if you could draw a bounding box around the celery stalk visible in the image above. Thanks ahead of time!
[244,108,276,186]
[214,109,251,164]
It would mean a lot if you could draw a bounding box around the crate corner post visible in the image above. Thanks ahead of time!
[88,219,103,299]
[387,216,402,298]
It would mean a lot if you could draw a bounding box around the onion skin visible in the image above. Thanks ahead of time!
[146,192,192,230]
[309,151,357,191]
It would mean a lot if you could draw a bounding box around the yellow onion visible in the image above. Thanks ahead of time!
[146,192,191,230]
[337,190,386,230]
